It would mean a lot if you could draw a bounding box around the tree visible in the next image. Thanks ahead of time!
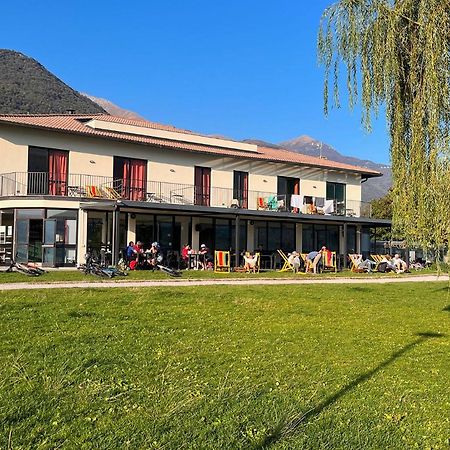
[318,0,450,254]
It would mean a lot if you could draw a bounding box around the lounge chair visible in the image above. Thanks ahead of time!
[348,253,366,273]
[102,186,122,200]
[321,250,337,273]
[243,252,260,273]
[257,197,267,210]
[86,185,103,198]
[214,250,230,273]
[277,249,295,272]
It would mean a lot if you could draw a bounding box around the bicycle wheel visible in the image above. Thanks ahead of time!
[158,265,182,277]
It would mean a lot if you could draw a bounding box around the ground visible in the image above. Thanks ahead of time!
[1,283,449,449]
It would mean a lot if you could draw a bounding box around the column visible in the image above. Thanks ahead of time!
[191,217,200,250]
[127,213,136,244]
[342,223,348,269]
[234,214,240,267]
[179,216,191,247]
[76,208,88,265]
[295,222,302,251]
[356,225,362,254]
[112,204,120,265]
[247,221,255,252]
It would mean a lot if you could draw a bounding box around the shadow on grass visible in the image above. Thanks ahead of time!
[256,331,445,449]
[443,305,450,312]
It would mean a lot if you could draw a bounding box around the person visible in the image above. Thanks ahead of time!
[355,254,376,272]
[305,247,325,274]
[392,253,408,273]
[288,251,301,273]
[147,242,162,270]
[243,252,258,273]
[380,254,397,272]
[181,244,190,264]
[126,241,135,263]
[199,244,209,270]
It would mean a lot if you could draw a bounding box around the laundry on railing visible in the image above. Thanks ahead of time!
[290,194,302,209]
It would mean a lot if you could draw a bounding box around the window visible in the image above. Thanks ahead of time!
[194,166,211,206]
[233,171,248,208]
[326,182,346,215]
[277,176,300,212]
[28,147,68,195]
[301,223,340,253]
[113,156,147,201]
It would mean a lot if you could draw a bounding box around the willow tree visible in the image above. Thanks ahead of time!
[318,0,450,254]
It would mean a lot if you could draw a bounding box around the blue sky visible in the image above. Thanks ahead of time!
[1,0,390,164]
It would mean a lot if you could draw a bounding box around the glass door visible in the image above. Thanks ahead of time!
[42,219,57,267]
[15,219,29,262]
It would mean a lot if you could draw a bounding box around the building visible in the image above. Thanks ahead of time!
[0,114,390,268]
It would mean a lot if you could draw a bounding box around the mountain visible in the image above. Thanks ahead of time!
[0,49,105,115]
[246,136,391,201]
[82,93,145,120]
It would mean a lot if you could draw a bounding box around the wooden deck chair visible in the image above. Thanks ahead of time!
[348,254,366,273]
[243,252,260,273]
[321,250,337,273]
[277,249,294,272]
[86,185,102,198]
[102,186,122,200]
[214,250,230,273]
[370,254,385,271]
[257,197,267,210]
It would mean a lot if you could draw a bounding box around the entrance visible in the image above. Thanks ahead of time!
[16,218,43,263]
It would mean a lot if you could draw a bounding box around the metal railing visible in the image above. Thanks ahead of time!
[0,172,372,218]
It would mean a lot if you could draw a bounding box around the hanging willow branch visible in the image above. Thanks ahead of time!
[318,0,450,254]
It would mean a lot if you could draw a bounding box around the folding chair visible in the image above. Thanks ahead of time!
[370,254,384,271]
[321,250,337,273]
[301,252,320,273]
[277,249,294,272]
[257,197,267,210]
[243,252,260,273]
[86,185,103,198]
[214,250,230,273]
[102,186,122,200]
[348,254,366,273]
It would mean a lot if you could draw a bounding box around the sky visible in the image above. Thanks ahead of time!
[0,0,390,164]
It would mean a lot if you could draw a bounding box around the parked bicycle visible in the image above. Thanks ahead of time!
[5,260,47,276]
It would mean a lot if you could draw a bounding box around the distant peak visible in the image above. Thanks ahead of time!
[280,135,319,147]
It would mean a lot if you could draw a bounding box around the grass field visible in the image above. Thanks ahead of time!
[1,283,449,449]
[0,266,440,284]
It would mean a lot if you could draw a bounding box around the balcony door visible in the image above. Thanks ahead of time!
[277,176,300,212]
[113,157,147,201]
[194,166,211,206]
[326,182,346,215]
[233,171,248,208]
[28,147,68,195]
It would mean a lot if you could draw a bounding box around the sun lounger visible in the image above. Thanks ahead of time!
[348,253,366,273]
[277,249,295,272]
[214,250,230,273]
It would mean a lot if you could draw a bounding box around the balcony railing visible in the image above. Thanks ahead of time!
[0,172,372,218]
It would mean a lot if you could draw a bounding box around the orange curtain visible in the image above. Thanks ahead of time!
[48,150,68,195]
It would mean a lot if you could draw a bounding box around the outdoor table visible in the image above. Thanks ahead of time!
[188,253,199,270]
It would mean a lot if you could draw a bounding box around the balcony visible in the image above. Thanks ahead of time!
[0,172,372,218]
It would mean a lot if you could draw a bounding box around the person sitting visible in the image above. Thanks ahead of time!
[380,254,397,272]
[199,244,209,270]
[288,251,301,273]
[181,244,190,266]
[126,241,136,264]
[305,248,324,274]
[147,242,162,270]
[243,252,258,273]
[355,255,376,272]
[392,253,408,273]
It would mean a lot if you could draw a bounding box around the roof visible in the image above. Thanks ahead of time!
[0,114,382,177]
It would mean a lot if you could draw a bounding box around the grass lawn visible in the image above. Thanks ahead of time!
[1,283,449,449]
[0,266,441,284]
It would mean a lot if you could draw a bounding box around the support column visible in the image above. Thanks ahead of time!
[112,203,120,265]
[180,216,191,247]
[127,213,136,244]
[247,220,255,252]
[342,223,348,269]
[235,214,240,267]
[77,208,88,265]
[295,223,302,251]
[356,225,362,254]
[191,217,200,250]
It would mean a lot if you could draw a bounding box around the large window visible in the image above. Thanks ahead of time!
[113,156,147,201]
[277,176,300,212]
[254,221,295,253]
[302,223,339,253]
[233,171,248,208]
[326,182,346,215]
[28,147,68,196]
[194,166,211,206]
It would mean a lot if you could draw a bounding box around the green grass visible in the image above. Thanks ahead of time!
[1,283,449,449]
[0,266,440,284]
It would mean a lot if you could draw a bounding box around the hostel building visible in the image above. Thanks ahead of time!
[0,114,390,267]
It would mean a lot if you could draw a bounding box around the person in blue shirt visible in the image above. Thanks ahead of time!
[305,247,326,273]
[126,241,136,262]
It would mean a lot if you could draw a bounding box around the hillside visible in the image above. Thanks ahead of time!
[82,93,144,120]
[0,49,105,114]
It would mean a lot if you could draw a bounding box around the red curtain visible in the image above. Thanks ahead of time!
[48,150,68,195]
[293,178,300,213]
[242,172,248,208]
[122,159,130,198]
[202,168,211,206]
[195,167,210,206]
[129,159,147,201]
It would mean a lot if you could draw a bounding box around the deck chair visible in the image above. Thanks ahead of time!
[86,185,103,198]
[257,197,267,210]
[277,249,294,272]
[243,252,260,273]
[102,186,122,200]
[370,254,385,271]
[214,250,230,273]
[348,254,366,273]
[300,252,321,273]
[321,250,337,273]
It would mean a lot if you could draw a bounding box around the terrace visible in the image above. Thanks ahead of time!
[0,171,372,218]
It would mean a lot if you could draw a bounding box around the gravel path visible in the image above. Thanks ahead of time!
[0,274,448,290]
